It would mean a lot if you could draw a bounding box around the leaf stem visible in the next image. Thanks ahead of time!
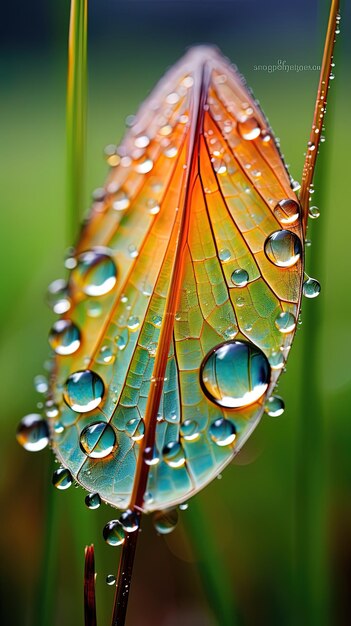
[110,514,141,626]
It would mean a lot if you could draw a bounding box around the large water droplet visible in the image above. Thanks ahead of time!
[64,370,104,413]
[273,199,300,225]
[16,414,49,452]
[48,320,81,355]
[209,418,237,446]
[85,492,101,509]
[103,520,125,546]
[153,509,178,534]
[52,467,73,490]
[275,311,296,334]
[119,509,139,533]
[231,268,249,287]
[264,230,302,267]
[303,277,321,298]
[162,441,185,468]
[265,395,285,417]
[237,117,261,140]
[72,249,117,296]
[79,422,116,458]
[200,340,270,408]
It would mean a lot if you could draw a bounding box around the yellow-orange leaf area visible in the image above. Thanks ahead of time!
[47,46,304,512]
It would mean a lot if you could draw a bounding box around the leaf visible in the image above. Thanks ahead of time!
[48,46,305,512]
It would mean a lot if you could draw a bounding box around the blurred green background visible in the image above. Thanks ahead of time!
[1,1,350,624]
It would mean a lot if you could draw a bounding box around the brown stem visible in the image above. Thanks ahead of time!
[110,514,141,626]
[84,545,97,626]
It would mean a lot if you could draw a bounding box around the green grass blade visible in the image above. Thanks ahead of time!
[66,0,88,240]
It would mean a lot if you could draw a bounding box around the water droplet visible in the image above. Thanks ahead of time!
[237,117,261,140]
[330,73,335,80]
[152,314,162,327]
[119,509,139,532]
[164,145,178,158]
[144,446,160,466]
[274,199,300,225]
[153,509,178,534]
[269,351,285,370]
[264,230,302,267]
[265,396,285,417]
[275,311,296,334]
[128,244,139,259]
[87,301,103,318]
[134,135,150,149]
[209,418,237,446]
[127,315,140,331]
[34,374,49,394]
[48,320,81,356]
[147,200,160,215]
[180,419,200,441]
[200,340,271,408]
[44,401,59,419]
[103,520,125,546]
[162,441,185,468]
[219,248,231,262]
[112,191,130,211]
[126,418,145,441]
[96,340,116,365]
[291,180,301,192]
[16,414,49,452]
[303,277,321,299]
[79,422,116,458]
[231,268,249,287]
[85,492,101,509]
[72,249,117,297]
[47,279,71,314]
[106,574,116,586]
[179,502,189,511]
[64,370,104,413]
[54,422,64,434]
[135,158,153,174]
[52,467,73,490]
[309,206,320,219]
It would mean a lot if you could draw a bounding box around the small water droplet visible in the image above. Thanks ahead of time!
[179,502,189,511]
[201,340,270,408]
[52,467,73,490]
[87,301,103,318]
[269,351,285,370]
[16,414,49,452]
[264,230,302,267]
[96,340,116,365]
[153,509,178,534]
[330,73,335,80]
[48,320,81,356]
[265,396,285,417]
[275,311,296,334]
[128,244,139,259]
[180,419,200,441]
[126,418,145,441]
[47,279,71,314]
[164,145,178,158]
[134,135,150,149]
[273,199,300,225]
[85,492,101,509]
[144,446,160,466]
[162,441,185,468]
[209,418,237,446]
[219,248,231,262]
[303,277,321,299]
[45,401,60,419]
[72,249,117,297]
[135,158,153,174]
[106,574,116,586]
[64,370,104,413]
[112,190,130,211]
[34,374,49,394]
[309,206,320,219]
[126,316,139,332]
[291,180,301,192]
[79,422,116,458]
[119,509,139,532]
[54,422,64,434]
[103,520,125,546]
[231,268,249,287]
[152,314,162,327]
[147,199,160,215]
[237,117,261,140]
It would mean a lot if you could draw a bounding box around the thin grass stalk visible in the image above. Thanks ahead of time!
[67,0,88,239]
[36,4,88,624]
[295,1,339,623]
